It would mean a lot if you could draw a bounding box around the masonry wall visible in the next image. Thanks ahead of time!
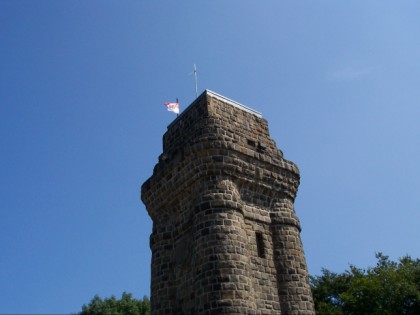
[141,91,315,315]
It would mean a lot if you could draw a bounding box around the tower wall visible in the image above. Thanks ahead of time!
[141,90,315,314]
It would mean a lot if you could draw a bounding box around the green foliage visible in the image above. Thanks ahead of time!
[78,292,150,315]
[310,253,420,315]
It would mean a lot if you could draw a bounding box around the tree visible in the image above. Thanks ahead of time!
[310,253,420,315]
[78,292,150,315]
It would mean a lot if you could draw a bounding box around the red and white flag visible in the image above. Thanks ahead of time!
[164,102,179,114]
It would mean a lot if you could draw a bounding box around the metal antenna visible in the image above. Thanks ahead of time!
[194,64,198,98]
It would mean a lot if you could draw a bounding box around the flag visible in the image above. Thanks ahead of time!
[164,102,179,114]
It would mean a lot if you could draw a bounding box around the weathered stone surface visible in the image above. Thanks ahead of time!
[141,90,315,314]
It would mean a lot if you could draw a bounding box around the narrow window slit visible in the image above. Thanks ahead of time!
[256,232,265,258]
[247,139,256,147]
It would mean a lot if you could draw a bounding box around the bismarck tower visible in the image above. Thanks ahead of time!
[141,90,315,315]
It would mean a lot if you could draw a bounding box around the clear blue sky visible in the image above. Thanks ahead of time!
[1,1,419,313]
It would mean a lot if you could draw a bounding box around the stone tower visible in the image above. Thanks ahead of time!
[141,90,315,315]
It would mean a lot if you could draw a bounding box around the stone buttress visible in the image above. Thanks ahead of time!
[141,90,315,315]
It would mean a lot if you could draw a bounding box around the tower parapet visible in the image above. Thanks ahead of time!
[141,90,315,314]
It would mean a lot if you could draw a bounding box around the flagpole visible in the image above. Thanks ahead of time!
[194,64,198,98]
[176,98,179,117]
